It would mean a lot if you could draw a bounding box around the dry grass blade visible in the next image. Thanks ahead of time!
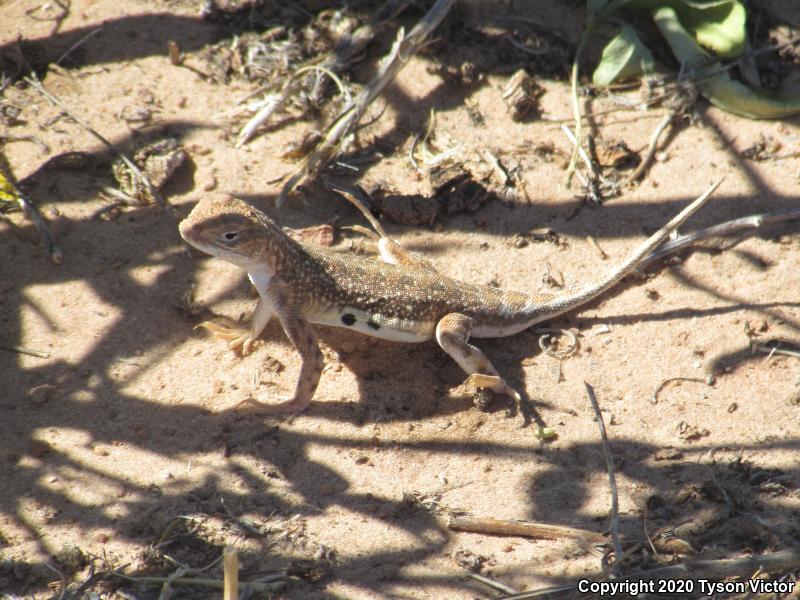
[109,570,285,593]
[24,74,164,207]
[236,65,345,149]
[584,382,623,577]
[0,157,63,263]
[235,0,411,147]
[561,123,598,180]
[55,27,102,66]
[560,123,616,203]
[223,546,238,600]
[277,0,457,206]
[465,572,519,594]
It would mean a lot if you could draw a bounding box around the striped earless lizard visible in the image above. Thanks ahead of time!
[178,180,720,418]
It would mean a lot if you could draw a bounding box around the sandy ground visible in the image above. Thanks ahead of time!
[1,1,799,598]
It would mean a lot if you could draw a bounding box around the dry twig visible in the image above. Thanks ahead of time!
[448,515,606,544]
[109,570,285,593]
[627,112,673,183]
[535,328,578,359]
[651,376,711,404]
[465,572,519,595]
[0,344,51,358]
[755,340,800,359]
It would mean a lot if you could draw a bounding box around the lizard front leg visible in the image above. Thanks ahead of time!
[242,280,323,417]
[435,313,522,407]
[197,296,273,355]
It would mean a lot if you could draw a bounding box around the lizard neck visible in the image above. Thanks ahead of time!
[247,263,276,297]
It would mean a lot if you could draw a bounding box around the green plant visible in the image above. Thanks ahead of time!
[589,0,800,118]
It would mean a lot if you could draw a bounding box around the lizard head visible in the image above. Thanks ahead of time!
[179,194,281,271]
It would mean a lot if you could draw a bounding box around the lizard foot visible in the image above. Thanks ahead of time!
[236,395,310,422]
[196,321,257,355]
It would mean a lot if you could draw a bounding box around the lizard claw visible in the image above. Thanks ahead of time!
[227,334,256,356]
[465,373,522,402]
[196,321,257,356]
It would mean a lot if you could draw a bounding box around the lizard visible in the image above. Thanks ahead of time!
[178,179,721,418]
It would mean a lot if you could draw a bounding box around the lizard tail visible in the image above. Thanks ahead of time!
[522,178,723,324]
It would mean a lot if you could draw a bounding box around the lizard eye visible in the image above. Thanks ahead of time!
[222,231,239,242]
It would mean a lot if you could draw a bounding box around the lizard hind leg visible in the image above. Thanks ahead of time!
[377,238,438,274]
[435,313,522,407]
[331,183,438,273]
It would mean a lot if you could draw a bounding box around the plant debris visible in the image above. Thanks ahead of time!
[112,138,187,204]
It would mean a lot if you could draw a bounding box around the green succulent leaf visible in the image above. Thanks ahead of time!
[677,0,746,57]
[587,0,637,19]
[593,24,655,86]
[589,0,747,57]
[653,5,800,118]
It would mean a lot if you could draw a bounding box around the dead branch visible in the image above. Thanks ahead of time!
[223,546,238,600]
[277,0,457,205]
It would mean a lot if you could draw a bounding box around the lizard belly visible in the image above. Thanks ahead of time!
[311,307,435,343]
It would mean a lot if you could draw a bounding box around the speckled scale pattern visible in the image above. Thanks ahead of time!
[299,246,535,330]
